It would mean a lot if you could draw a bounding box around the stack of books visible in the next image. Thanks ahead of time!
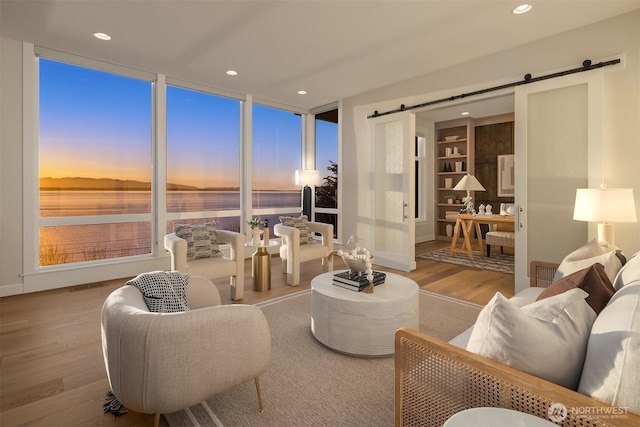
[332,271,386,292]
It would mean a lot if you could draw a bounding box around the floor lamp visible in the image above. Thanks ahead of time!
[573,186,637,247]
[295,169,320,219]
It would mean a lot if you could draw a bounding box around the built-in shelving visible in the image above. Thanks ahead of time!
[434,118,475,241]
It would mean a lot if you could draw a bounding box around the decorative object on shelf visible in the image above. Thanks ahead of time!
[444,178,453,189]
[573,185,637,247]
[446,223,454,237]
[478,204,486,215]
[444,136,458,141]
[453,146,459,155]
[455,161,463,172]
[444,194,456,204]
[445,147,452,157]
[486,204,493,215]
[453,174,486,215]
[334,248,376,293]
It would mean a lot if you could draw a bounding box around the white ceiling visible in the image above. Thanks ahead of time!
[1,0,638,114]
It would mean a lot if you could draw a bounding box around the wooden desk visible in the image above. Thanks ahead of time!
[449,214,515,260]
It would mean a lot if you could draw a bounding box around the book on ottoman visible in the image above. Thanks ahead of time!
[332,271,386,292]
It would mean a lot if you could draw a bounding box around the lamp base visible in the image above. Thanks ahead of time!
[597,222,615,248]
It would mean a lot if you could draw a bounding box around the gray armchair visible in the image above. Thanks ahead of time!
[101,276,271,427]
[164,229,245,300]
[274,221,334,286]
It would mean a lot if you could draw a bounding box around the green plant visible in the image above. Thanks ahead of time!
[247,217,262,229]
[443,194,456,200]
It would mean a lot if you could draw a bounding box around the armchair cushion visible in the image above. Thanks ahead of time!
[126,271,190,313]
[279,215,315,244]
[466,287,596,390]
[174,222,223,260]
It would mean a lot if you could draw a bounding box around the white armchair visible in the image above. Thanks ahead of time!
[101,276,271,427]
[274,221,334,286]
[164,229,245,300]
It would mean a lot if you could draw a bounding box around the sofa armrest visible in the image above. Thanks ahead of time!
[215,229,243,261]
[274,223,300,247]
[164,232,187,272]
[530,261,560,288]
[307,221,334,251]
[395,327,640,427]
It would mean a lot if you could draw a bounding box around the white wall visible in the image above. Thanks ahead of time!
[340,10,640,257]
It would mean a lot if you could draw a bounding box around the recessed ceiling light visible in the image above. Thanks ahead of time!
[93,32,111,41]
[461,111,470,116]
[297,90,307,95]
[513,4,532,14]
[226,70,238,76]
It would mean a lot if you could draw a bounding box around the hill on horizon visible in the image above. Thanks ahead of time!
[40,177,239,191]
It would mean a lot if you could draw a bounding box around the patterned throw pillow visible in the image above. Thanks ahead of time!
[279,215,315,245]
[174,222,222,261]
[126,271,190,313]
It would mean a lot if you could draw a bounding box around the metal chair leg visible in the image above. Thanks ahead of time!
[254,377,264,412]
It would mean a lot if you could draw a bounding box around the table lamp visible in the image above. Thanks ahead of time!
[453,174,486,215]
[295,169,321,219]
[573,186,637,247]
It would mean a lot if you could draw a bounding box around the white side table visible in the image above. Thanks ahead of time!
[444,407,560,427]
[310,271,419,356]
[244,241,279,291]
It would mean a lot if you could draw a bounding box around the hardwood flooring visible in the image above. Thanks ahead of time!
[0,240,513,426]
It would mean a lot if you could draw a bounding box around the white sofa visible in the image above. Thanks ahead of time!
[395,245,640,427]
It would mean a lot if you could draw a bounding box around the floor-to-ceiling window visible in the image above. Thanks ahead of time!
[166,85,241,233]
[251,103,302,237]
[38,58,153,266]
[314,109,338,237]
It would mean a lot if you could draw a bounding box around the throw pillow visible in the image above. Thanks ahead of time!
[466,288,596,390]
[553,238,624,284]
[174,223,195,260]
[126,271,190,313]
[174,222,222,261]
[536,263,615,315]
[279,215,315,244]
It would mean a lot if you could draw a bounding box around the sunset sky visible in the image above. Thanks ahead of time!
[39,59,336,191]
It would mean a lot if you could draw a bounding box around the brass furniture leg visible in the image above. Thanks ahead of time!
[254,377,264,412]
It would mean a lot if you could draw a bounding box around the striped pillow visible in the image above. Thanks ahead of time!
[174,222,223,260]
[279,215,315,245]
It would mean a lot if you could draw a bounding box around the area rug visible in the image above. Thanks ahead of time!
[417,247,514,275]
[164,289,481,427]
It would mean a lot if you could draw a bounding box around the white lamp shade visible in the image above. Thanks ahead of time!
[573,188,637,223]
[453,174,486,191]
[295,169,321,186]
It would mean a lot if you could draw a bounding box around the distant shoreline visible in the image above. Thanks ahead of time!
[39,177,299,192]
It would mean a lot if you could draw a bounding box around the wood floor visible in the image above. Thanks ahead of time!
[0,240,514,426]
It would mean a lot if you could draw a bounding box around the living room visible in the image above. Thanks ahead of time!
[1,2,639,426]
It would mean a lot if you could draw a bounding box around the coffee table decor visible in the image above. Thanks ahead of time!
[332,270,386,292]
[333,247,376,293]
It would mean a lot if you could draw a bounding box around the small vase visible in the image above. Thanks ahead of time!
[446,224,454,237]
[252,229,263,245]
[447,199,453,204]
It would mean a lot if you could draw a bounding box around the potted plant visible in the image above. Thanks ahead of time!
[444,194,456,204]
[247,218,263,244]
